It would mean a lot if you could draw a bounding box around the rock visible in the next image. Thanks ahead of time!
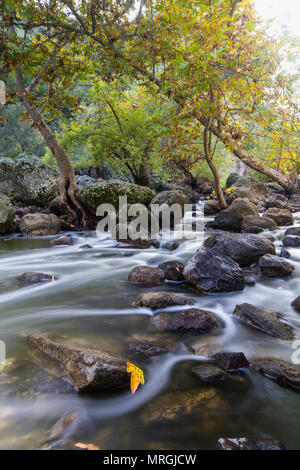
[282,235,300,247]
[250,357,300,391]
[183,248,245,293]
[264,193,288,210]
[215,198,258,232]
[150,190,188,211]
[0,193,14,234]
[157,261,185,282]
[265,182,286,195]
[192,364,231,383]
[79,244,93,249]
[204,199,220,216]
[50,235,73,247]
[150,312,172,330]
[241,215,277,231]
[166,308,218,333]
[216,436,285,450]
[259,254,294,277]
[204,233,275,267]
[285,227,300,237]
[0,154,59,204]
[161,241,179,251]
[40,412,81,449]
[227,176,266,205]
[116,224,159,249]
[28,333,129,392]
[78,179,155,214]
[125,335,171,358]
[264,208,294,226]
[225,172,240,189]
[287,194,300,213]
[75,175,95,189]
[134,291,195,309]
[211,352,249,371]
[20,213,60,237]
[291,295,300,312]
[18,272,56,282]
[48,196,66,217]
[233,303,294,340]
[128,266,165,286]
[241,226,264,234]
[280,248,290,259]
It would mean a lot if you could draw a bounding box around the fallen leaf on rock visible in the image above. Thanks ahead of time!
[127,361,145,394]
[75,442,100,450]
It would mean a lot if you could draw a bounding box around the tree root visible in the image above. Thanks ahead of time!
[59,176,87,228]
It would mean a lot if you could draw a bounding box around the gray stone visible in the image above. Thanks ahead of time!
[0,193,14,234]
[215,198,258,231]
[20,213,60,237]
[259,254,294,277]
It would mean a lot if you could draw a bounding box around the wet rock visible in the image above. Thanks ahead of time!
[50,235,73,247]
[48,196,66,217]
[28,333,129,392]
[166,308,218,333]
[116,225,159,249]
[40,412,82,449]
[79,244,93,249]
[150,190,188,211]
[226,173,240,189]
[287,194,300,213]
[78,179,155,214]
[0,193,14,234]
[216,436,285,450]
[282,235,300,247]
[265,182,286,195]
[18,272,56,283]
[241,226,264,234]
[158,261,185,282]
[250,357,300,391]
[0,154,59,205]
[20,213,60,237]
[134,291,195,309]
[280,248,290,259]
[259,254,294,277]
[128,266,165,286]
[204,233,275,267]
[241,215,277,231]
[291,295,300,312]
[211,352,249,371]
[150,312,172,330]
[215,198,258,232]
[285,226,300,237]
[161,241,179,251]
[204,220,218,231]
[204,199,220,216]
[264,194,288,210]
[227,177,266,205]
[183,248,245,293]
[125,335,171,358]
[192,364,230,383]
[233,303,294,340]
[264,208,294,226]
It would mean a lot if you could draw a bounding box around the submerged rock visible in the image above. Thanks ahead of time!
[183,248,245,293]
[20,213,60,237]
[161,241,179,251]
[291,295,300,312]
[250,357,300,392]
[40,412,82,450]
[28,333,129,392]
[166,308,218,333]
[0,193,14,234]
[192,364,231,383]
[203,233,275,267]
[50,235,73,247]
[125,335,172,358]
[280,248,291,259]
[233,303,294,340]
[282,235,300,248]
[158,261,185,281]
[128,266,165,286]
[18,272,56,282]
[259,254,294,277]
[264,208,294,226]
[211,352,249,371]
[216,436,285,451]
[215,198,258,232]
[134,291,195,309]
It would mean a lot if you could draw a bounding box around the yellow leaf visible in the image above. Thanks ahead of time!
[126,361,145,394]
[75,442,100,450]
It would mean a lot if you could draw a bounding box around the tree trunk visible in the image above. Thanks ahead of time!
[204,125,227,210]
[135,162,150,186]
[15,66,87,224]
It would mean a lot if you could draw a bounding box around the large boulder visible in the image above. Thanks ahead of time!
[204,199,220,216]
[225,172,240,189]
[233,303,295,340]
[203,233,275,267]
[250,357,300,392]
[78,179,155,214]
[166,308,218,333]
[264,208,294,226]
[0,154,59,204]
[28,333,129,392]
[19,213,60,236]
[259,254,294,277]
[226,176,266,204]
[0,193,14,234]
[285,227,300,237]
[183,248,245,293]
[150,190,188,211]
[215,198,258,232]
[241,215,277,231]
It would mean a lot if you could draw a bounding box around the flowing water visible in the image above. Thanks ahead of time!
[0,205,299,450]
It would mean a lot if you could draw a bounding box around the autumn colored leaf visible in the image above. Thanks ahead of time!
[126,361,145,394]
[75,442,100,451]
